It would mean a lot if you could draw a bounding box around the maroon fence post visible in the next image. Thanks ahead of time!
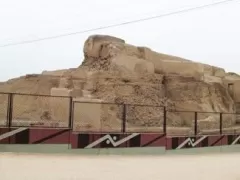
[194,112,198,136]
[163,107,167,135]
[220,113,223,135]
[122,104,126,133]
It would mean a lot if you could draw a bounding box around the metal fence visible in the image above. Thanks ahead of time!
[0,93,8,127]
[0,93,71,128]
[125,104,164,133]
[72,102,124,132]
[0,92,240,135]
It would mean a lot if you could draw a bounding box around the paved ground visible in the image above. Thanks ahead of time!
[0,152,240,180]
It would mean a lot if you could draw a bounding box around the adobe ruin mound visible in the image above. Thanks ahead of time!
[0,35,240,134]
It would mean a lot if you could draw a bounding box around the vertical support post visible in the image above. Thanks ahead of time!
[6,93,13,144]
[122,104,126,133]
[68,97,73,149]
[163,107,167,135]
[220,113,223,135]
[7,93,13,128]
[194,112,198,136]
[6,94,10,127]
[68,97,73,129]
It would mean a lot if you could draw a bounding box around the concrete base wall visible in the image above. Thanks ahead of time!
[1,144,240,155]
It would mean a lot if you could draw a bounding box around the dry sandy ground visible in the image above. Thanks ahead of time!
[0,153,240,180]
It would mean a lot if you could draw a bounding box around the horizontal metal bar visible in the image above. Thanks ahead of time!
[0,92,71,98]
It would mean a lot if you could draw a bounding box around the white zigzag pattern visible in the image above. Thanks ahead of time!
[85,133,140,148]
[231,135,240,145]
[176,136,208,149]
[0,127,28,141]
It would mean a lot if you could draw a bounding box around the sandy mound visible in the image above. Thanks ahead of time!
[0,35,239,133]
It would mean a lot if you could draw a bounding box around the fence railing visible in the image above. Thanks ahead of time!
[0,93,71,128]
[0,92,239,135]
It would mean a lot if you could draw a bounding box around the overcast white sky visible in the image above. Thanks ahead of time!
[0,0,240,81]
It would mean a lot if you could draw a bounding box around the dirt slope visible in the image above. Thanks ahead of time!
[0,35,237,133]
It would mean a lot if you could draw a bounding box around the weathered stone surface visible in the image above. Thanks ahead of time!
[112,55,154,74]
[84,35,125,59]
[203,64,214,76]
[51,88,82,97]
[161,61,204,80]
[204,75,223,84]
[42,69,70,76]
[233,80,240,102]
[213,66,225,78]
[0,34,239,133]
